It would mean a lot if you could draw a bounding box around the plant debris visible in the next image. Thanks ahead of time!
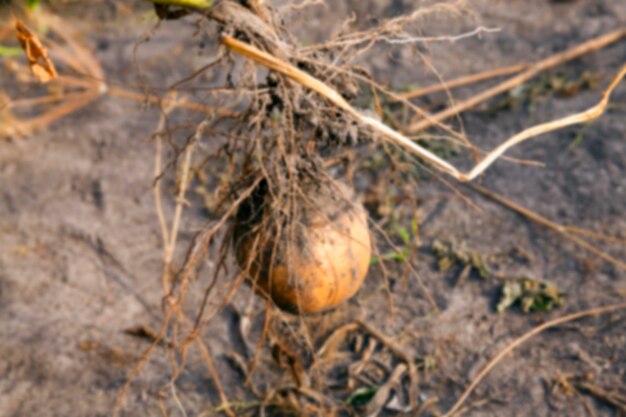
[14,18,57,83]
[549,372,626,414]
[124,325,172,348]
[497,277,564,313]
[371,217,418,265]
[432,239,490,279]
[489,71,601,113]
[346,386,377,406]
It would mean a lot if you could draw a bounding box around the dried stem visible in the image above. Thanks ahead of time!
[158,121,207,300]
[107,86,237,117]
[164,122,204,265]
[357,320,419,409]
[468,183,626,271]
[408,28,626,132]
[443,302,626,417]
[222,35,626,182]
[396,63,527,100]
[194,336,236,417]
[460,63,626,181]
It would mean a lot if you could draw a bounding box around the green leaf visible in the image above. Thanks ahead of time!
[397,227,411,245]
[346,387,377,406]
[371,247,410,265]
[26,0,40,10]
[0,46,23,57]
[146,0,213,9]
[386,248,409,262]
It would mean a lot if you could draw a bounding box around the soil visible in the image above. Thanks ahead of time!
[1,1,625,416]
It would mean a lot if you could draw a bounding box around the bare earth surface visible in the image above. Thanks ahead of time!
[1,1,625,416]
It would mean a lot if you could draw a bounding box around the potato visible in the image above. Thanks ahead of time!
[233,178,371,314]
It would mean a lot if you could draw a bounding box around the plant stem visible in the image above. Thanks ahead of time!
[146,0,213,10]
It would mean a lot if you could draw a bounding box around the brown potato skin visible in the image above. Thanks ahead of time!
[233,181,371,314]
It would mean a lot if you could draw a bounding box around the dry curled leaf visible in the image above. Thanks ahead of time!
[497,277,564,313]
[14,18,57,83]
[432,239,490,279]
[124,325,172,347]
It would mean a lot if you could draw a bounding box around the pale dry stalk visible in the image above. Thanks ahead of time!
[397,63,528,100]
[443,302,626,417]
[160,121,209,297]
[408,28,626,132]
[468,183,626,271]
[221,35,626,182]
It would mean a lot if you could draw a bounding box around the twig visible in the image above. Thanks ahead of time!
[442,302,626,417]
[564,226,626,246]
[300,0,472,53]
[170,382,189,417]
[457,63,626,180]
[576,382,626,411]
[364,363,407,417]
[152,104,177,294]
[468,183,626,271]
[107,86,237,117]
[316,322,360,359]
[396,63,527,100]
[356,320,419,410]
[23,89,101,132]
[382,26,500,45]
[408,28,626,132]
[164,121,207,267]
[222,35,626,182]
[194,337,236,417]
[114,307,177,416]
[221,35,460,177]
[8,91,86,108]
[6,13,235,140]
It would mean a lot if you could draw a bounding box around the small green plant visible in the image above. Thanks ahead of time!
[346,387,377,406]
[0,46,23,57]
[370,216,418,265]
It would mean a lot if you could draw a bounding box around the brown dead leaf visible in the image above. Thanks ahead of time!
[271,338,308,388]
[124,325,172,347]
[363,363,407,417]
[14,18,57,83]
[497,276,564,313]
[78,339,135,366]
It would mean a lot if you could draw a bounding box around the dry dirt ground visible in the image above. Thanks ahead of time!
[1,1,626,416]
